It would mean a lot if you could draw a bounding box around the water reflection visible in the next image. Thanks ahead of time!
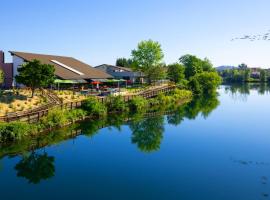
[225,83,270,101]
[167,92,220,125]
[15,152,55,184]
[130,116,164,152]
[0,91,221,184]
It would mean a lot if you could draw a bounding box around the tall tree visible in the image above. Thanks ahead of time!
[201,58,214,72]
[15,59,55,97]
[238,63,248,70]
[116,58,133,68]
[131,40,165,84]
[179,54,203,79]
[260,69,267,82]
[167,63,185,84]
[243,68,251,82]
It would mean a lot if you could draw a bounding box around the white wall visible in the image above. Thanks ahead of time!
[12,55,24,86]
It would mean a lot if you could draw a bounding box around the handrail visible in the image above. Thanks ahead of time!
[0,85,176,123]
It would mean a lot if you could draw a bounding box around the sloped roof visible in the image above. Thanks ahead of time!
[95,64,133,72]
[10,51,112,80]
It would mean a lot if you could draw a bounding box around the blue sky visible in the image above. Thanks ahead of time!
[1,0,270,67]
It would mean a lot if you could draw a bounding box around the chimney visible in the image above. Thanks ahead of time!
[0,51,4,64]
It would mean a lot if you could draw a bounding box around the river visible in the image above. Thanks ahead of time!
[0,84,270,200]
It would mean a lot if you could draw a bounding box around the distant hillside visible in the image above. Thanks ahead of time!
[215,66,237,71]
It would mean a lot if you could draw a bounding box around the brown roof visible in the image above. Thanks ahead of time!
[10,51,112,80]
[95,64,133,72]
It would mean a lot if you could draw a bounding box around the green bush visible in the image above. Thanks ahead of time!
[0,122,35,142]
[66,109,87,123]
[40,108,68,129]
[106,95,128,112]
[129,96,148,112]
[172,89,192,100]
[81,97,107,117]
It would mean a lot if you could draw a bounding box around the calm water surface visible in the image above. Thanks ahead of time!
[1,84,270,200]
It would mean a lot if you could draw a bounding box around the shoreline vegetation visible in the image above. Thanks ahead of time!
[0,89,192,143]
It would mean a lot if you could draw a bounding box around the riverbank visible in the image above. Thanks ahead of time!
[0,88,192,143]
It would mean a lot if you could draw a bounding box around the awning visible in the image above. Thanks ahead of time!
[106,79,127,83]
[54,79,87,84]
[91,79,109,82]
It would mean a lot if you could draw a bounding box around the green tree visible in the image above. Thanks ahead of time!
[260,69,267,82]
[116,58,133,68]
[189,72,222,94]
[243,68,251,82]
[15,152,55,184]
[131,40,165,84]
[167,63,185,84]
[201,58,214,72]
[179,54,203,79]
[15,59,55,97]
[238,63,248,70]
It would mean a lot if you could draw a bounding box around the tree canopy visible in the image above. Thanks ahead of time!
[116,58,133,68]
[131,40,165,84]
[15,59,55,97]
[178,54,221,94]
[167,63,185,84]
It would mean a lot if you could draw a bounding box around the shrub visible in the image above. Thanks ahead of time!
[172,89,192,100]
[0,122,35,142]
[81,97,107,117]
[66,109,86,123]
[40,108,68,129]
[106,95,128,112]
[129,96,148,112]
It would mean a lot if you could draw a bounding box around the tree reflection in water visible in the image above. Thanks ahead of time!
[167,92,220,125]
[1,91,221,181]
[129,116,164,153]
[225,83,270,101]
[15,152,55,184]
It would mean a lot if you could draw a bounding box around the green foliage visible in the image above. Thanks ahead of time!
[167,63,185,83]
[260,69,267,82]
[66,109,86,123]
[179,54,203,79]
[39,108,86,130]
[81,97,107,117]
[219,68,269,83]
[131,40,166,84]
[128,96,148,112]
[189,72,222,94]
[188,76,202,94]
[40,108,68,129]
[0,121,35,142]
[179,54,215,79]
[238,63,248,70]
[15,59,55,97]
[116,58,133,68]
[0,69,4,85]
[106,95,128,112]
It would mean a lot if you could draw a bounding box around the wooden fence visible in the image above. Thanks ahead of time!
[0,85,176,123]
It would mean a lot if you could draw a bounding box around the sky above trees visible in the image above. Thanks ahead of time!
[1,0,270,68]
